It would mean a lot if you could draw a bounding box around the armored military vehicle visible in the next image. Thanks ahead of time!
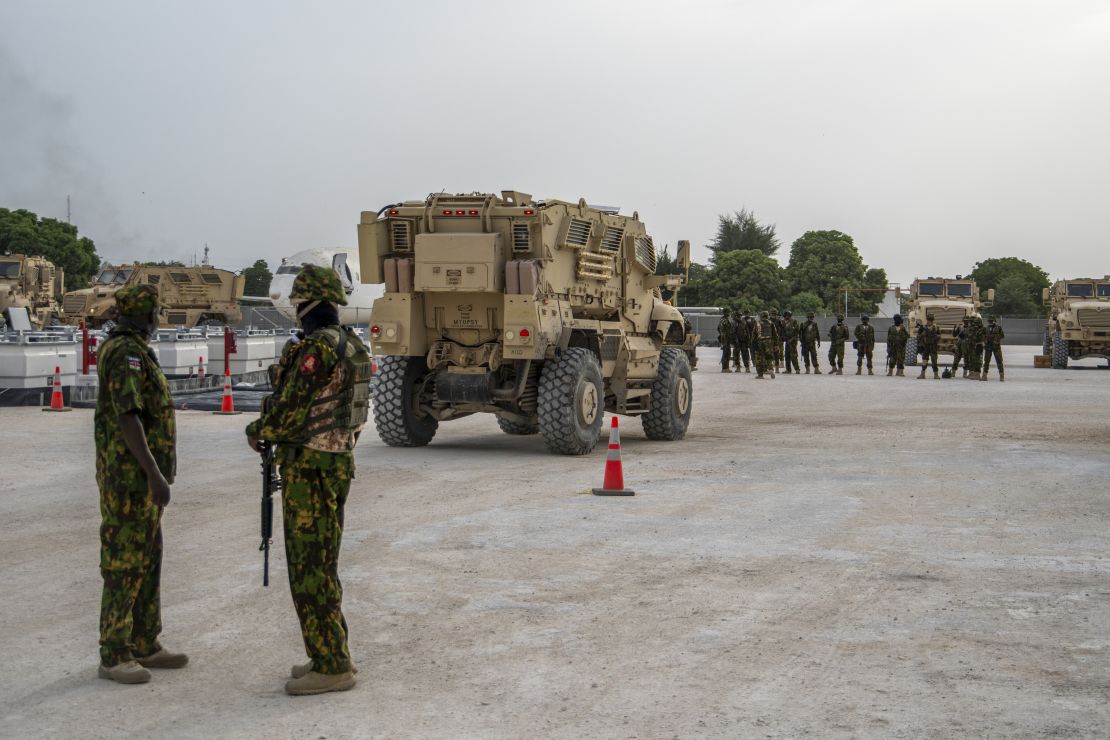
[359,190,693,455]
[0,254,65,329]
[63,264,245,328]
[903,277,993,366]
[1043,277,1110,368]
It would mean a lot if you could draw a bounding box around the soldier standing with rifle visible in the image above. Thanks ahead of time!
[828,314,849,375]
[781,310,801,374]
[981,315,1005,381]
[854,314,876,375]
[733,309,753,373]
[949,317,971,378]
[970,316,986,376]
[754,310,778,379]
[769,308,785,371]
[800,311,821,374]
[245,265,373,696]
[886,314,909,376]
[916,314,941,379]
[94,285,188,684]
[717,310,734,373]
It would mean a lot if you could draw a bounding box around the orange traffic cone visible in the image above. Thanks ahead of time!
[213,369,242,415]
[43,366,71,412]
[197,356,205,379]
[592,416,634,496]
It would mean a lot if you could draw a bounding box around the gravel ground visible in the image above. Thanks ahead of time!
[1,344,1108,739]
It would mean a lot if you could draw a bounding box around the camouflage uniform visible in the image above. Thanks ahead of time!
[950,319,971,378]
[736,311,756,372]
[854,316,876,374]
[916,317,941,378]
[95,285,176,667]
[717,313,734,373]
[886,317,909,375]
[828,317,849,374]
[769,308,785,370]
[800,313,821,374]
[754,311,778,379]
[246,265,371,678]
[969,317,985,374]
[781,311,801,374]
[981,317,1005,381]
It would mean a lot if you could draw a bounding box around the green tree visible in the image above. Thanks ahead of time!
[678,262,712,306]
[992,275,1041,317]
[708,208,780,259]
[787,291,826,316]
[654,245,677,276]
[241,259,272,297]
[703,249,786,312]
[968,257,1049,308]
[0,207,100,291]
[784,230,885,314]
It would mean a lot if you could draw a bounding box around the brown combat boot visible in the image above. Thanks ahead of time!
[836,367,843,375]
[999,370,1004,382]
[917,367,925,379]
[887,367,893,376]
[933,369,939,379]
[745,366,751,373]
[135,648,189,669]
[721,367,731,373]
[98,660,152,685]
[868,368,874,375]
[855,367,862,375]
[814,368,821,375]
[285,670,356,696]
[292,661,359,679]
[980,371,987,381]
[896,368,904,376]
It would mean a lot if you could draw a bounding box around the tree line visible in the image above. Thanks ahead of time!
[659,209,1051,318]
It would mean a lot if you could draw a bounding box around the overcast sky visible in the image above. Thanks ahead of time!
[2,1,1107,285]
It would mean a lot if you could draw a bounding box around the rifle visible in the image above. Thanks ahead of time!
[259,441,281,586]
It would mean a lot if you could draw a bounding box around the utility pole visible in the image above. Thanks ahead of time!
[66,195,71,224]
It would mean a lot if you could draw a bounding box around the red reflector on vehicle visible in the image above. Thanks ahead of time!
[468,210,478,215]
[519,329,530,337]
[523,209,534,215]
[455,210,464,215]
[371,325,381,335]
[388,209,399,215]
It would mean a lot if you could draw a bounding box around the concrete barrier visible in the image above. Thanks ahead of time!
[208,328,278,375]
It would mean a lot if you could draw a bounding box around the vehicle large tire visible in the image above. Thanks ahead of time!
[1051,334,1069,369]
[537,347,604,455]
[1042,332,1051,356]
[496,415,539,435]
[904,337,918,367]
[372,356,438,447]
[642,347,693,441]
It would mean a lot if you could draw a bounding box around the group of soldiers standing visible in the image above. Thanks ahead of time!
[716,309,1006,381]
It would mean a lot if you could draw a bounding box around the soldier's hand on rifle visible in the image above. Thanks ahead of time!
[247,433,262,453]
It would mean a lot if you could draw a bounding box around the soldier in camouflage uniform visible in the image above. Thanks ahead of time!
[949,317,971,378]
[781,310,801,374]
[754,310,778,379]
[800,311,821,374]
[886,314,909,376]
[717,311,734,373]
[246,265,373,696]
[969,316,985,375]
[854,314,876,375]
[733,309,753,372]
[980,315,1005,381]
[769,308,785,370]
[95,284,188,684]
[827,315,849,374]
[916,314,941,379]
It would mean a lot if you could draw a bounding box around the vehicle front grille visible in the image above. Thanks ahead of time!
[391,220,413,251]
[929,306,968,330]
[1077,308,1110,330]
[565,219,592,248]
[634,236,656,272]
[512,223,531,252]
[63,295,88,315]
[600,227,624,253]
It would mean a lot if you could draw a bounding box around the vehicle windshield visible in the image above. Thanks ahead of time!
[947,283,972,297]
[96,270,117,284]
[917,283,944,297]
[276,265,302,275]
[115,269,131,283]
[0,260,21,279]
[1067,283,1094,298]
[1098,284,1110,298]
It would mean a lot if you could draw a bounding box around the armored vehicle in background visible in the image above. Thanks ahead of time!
[0,254,65,329]
[63,264,245,328]
[359,190,693,455]
[904,277,993,366]
[1043,277,1110,368]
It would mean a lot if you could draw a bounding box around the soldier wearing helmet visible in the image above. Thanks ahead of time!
[754,310,778,379]
[781,310,801,374]
[854,314,876,375]
[246,264,372,695]
[800,311,821,374]
[827,314,849,375]
[981,315,1005,381]
[916,314,941,379]
[886,314,909,377]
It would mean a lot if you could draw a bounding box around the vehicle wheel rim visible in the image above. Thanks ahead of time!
[577,380,598,426]
[675,377,690,415]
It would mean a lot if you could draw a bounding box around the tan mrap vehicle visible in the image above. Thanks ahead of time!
[63,264,245,328]
[0,254,65,330]
[359,190,694,455]
[903,277,993,366]
[1043,277,1110,368]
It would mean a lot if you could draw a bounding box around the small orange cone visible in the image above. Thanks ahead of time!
[592,416,634,496]
[43,366,71,412]
[197,355,205,379]
[213,369,242,415]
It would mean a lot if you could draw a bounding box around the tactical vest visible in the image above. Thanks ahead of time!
[302,326,373,452]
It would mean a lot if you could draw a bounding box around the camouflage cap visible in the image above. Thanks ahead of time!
[770,307,779,315]
[289,264,348,306]
[760,310,769,319]
[861,314,870,321]
[926,314,935,321]
[989,315,997,322]
[806,311,815,318]
[114,284,162,319]
[783,310,792,317]
[836,314,845,321]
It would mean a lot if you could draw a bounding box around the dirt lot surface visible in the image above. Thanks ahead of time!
[1,345,1108,738]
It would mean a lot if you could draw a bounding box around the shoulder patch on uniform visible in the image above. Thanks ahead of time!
[127,355,143,371]
[299,354,320,375]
